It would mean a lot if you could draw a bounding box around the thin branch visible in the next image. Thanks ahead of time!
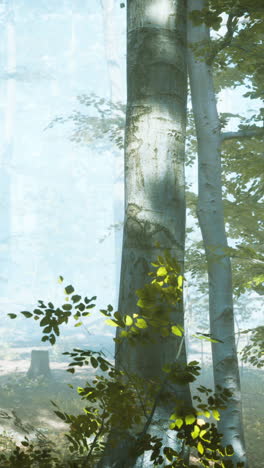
[221,127,264,142]
[207,13,238,65]
[84,409,106,467]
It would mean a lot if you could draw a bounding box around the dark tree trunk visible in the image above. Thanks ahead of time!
[27,350,51,379]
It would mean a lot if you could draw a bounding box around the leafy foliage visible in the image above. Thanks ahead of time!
[240,326,264,368]
[6,251,250,467]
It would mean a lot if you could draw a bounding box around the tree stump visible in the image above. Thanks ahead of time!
[27,350,51,379]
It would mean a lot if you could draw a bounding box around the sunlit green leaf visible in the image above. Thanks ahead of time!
[185,414,196,425]
[171,325,183,336]
[105,319,119,327]
[191,425,200,439]
[135,318,147,328]
[197,441,204,455]
[212,409,220,420]
[125,315,133,326]
[157,266,167,276]
[175,418,183,429]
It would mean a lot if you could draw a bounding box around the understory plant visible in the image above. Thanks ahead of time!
[4,251,252,467]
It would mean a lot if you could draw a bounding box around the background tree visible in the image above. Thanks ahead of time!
[187,0,264,465]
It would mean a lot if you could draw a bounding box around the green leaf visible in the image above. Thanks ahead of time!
[8,313,17,319]
[105,319,119,327]
[62,304,72,311]
[100,361,108,372]
[191,425,200,439]
[193,332,223,343]
[58,276,64,283]
[125,315,133,326]
[175,418,183,429]
[185,414,196,425]
[72,295,82,303]
[197,441,204,455]
[49,334,56,345]
[135,318,147,329]
[33,308,44,315]
[90,357,98,368]
[212,409,220,420]
[157,266,167,276]
[64,285,75,295]
[21,441,29,447]
[225,445,234,456]
[21,311,33,318]
[41,336,49,342]
[74,322,83,327]
[177,275,183,287]
[171,325,183,336]
[40,317,49,326]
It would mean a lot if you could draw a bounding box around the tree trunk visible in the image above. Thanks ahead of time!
[97,1,192,466]
[187,1,247,465]
[27,350,51,379]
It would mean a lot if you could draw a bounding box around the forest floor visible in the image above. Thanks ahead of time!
[0,350,263,467]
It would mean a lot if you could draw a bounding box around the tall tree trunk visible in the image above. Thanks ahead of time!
[187,1,247,465]
[0,0,16,295]
[97,1,192,466]
[100,0,124,309]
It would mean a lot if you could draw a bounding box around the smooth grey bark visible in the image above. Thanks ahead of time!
[187,1,247,466]
[97,0,192,467]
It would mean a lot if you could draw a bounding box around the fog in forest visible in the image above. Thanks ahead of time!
[0,1,263,467]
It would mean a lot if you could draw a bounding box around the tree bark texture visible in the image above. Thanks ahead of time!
[187,1,247,466]
[97,1,192,466]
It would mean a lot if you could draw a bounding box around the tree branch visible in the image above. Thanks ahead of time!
[207,13,238,65]
[221,127,264,142]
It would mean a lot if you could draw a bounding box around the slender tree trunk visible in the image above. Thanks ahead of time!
[187,1,247,465]
[100,0,124,309]
[97,1,192,466]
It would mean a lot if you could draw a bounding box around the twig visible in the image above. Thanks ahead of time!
[207,13,238,65]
